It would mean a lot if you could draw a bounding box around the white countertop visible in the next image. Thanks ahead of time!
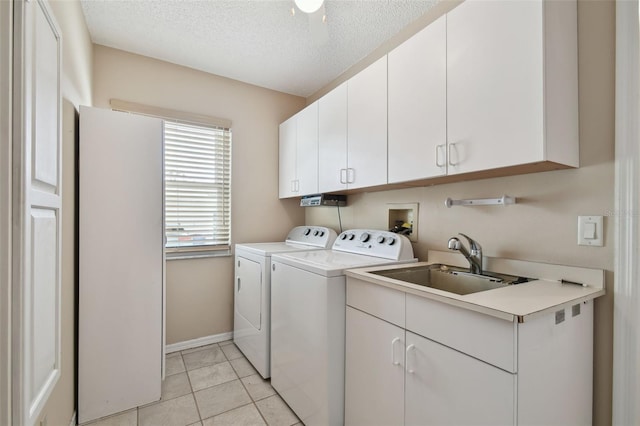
[345,251,606,322]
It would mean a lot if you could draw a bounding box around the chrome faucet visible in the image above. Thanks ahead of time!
[447,233,483,275]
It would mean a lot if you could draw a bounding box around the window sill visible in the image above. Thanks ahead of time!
[165,249,232,261]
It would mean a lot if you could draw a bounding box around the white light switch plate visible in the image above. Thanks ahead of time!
[578,215,603,246]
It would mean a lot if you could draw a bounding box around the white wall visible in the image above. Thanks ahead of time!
[306,0,615,423]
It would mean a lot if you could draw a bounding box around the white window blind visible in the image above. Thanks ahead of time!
[164,121,232,251]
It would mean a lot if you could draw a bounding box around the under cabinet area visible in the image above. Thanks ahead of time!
[345,277,594,426]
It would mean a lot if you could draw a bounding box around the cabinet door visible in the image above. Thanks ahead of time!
[405,331,515,426]
[447,0,544,174]
[79,107,164,423]
[278,115,297,198]
[296,102,319,195]
[318,83,348,193]
[345,307,404,426]
[388,15,447,183]
[347,56,388,189]
[235,257,262,330]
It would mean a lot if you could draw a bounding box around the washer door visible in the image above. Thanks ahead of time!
[235,256,262,330]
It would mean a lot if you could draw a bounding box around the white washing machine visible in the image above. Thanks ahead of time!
[270,229,416,426]
[233,226,337,379]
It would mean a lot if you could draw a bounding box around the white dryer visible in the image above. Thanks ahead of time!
[233,226,337,379]
[270,229,416,426]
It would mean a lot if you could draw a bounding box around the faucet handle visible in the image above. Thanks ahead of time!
[458,233,482,254]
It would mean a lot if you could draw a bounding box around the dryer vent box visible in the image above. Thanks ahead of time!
[387,203,419,242]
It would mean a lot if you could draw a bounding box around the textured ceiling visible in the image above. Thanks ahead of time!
[80,0,439,97]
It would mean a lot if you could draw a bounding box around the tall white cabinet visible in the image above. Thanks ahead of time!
[78,106,165,424]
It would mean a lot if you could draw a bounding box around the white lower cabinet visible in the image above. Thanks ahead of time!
[345,307,404,426]
[404,331,514,426]
[345,277,594,426]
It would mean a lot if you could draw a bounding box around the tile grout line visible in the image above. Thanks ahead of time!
[183,345,208,423]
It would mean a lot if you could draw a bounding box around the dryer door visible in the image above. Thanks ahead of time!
[235,256,262,330]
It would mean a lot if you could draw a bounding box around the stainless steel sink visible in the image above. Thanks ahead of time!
[370,264,533,295]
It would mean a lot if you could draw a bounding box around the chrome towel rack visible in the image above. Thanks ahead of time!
[445,194,516,208]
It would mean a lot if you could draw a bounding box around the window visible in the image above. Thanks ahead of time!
[109,99,232,258]
[164,121,232,254]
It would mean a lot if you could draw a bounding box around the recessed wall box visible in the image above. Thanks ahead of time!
[300,194,347,207]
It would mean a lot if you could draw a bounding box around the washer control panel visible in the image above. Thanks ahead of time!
[333,229,414,260]
[285,226,338,248]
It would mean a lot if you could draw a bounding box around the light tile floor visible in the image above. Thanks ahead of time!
[81,340,302,426]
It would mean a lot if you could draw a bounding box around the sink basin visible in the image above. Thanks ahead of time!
[370,264,533,295]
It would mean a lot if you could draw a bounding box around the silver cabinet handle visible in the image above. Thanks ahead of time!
[391,337,401,366]
[347,168,355,184]
[339,168,347,184]
[406,344,416,374]
[435,144,446,168]
[448,143,458,166]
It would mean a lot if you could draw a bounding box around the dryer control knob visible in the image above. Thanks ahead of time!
[360,232,370,243]
[318,231,325,237]
[377,236,386,244]
[340,233,348,240]
[304,228,311,236]
[348,233,355,240]
[387,238,396,246]
[313,230,320,236]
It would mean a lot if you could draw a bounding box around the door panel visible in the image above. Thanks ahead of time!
[318,83,348,193]
[347,56,388,189]
[12,1,63,424]
[278,116,297,198]
[296,102,319,196]
[388,15,447,183]
[235,257,262,330]
[405,331,515,426]
[345,307,404,426]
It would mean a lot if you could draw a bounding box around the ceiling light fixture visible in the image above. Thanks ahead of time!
[294,0,324,14]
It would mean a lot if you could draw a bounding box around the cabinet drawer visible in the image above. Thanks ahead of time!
[346,278,405,327]
[406,294,516,372]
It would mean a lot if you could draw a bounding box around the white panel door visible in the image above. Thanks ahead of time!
[345,307,404,426]
[388,15,447,183]
[235,256,262,330]
[78,107,164,423]
[405,331,515,426]
[278,116,297,198]
[318,83,348,193]
[0,0,12,423]
[447,0,544,174]
[296,102,319,196]
[347,56,388,189]
[12,1,62,424]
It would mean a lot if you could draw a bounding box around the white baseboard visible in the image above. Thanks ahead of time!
[165,332,233,354]
[69,411,77,426]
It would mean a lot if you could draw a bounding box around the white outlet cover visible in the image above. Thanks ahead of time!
[578,215,603,246]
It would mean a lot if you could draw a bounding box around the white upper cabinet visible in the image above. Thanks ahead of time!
[446,0,578,175]
[347,56,388,190]
[296,102,319,195]
[388,15,447,183]
[278,115,297,198]
[278,102,319,198]
[318,83,348,193]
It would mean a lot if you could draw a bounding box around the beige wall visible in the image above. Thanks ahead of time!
[306,0,615,424]
[92,45,305,344]
[40,1,94,426]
